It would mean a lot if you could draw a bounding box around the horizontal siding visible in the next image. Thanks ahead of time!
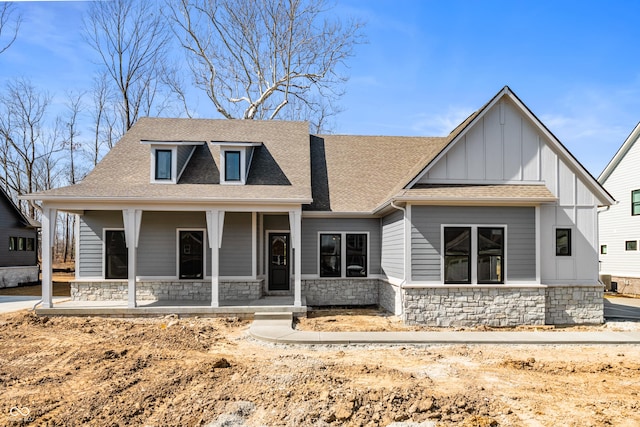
[78,211,123,277]
[599,138,640,277]
[0,197,38,267]
[138,211,206,277]
[381,210,404,279]
[411,206,536,282]
[301,217,381,276]
[220,212,252,276]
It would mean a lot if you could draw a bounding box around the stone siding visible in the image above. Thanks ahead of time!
[0,266,39,289]
[611,276,640,297]
[302,279,379,306]
[71,280,263,302]
[379,281,402,315]
[402,286,546,327]
[545,285,603,325]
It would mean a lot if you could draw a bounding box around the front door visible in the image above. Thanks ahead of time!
[268,233,290,291]
[179,230,203,279]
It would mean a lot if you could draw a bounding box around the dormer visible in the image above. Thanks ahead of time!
[141,140,205,184]
[211,141,262,185]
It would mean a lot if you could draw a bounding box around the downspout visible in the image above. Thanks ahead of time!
[390,200,407,317]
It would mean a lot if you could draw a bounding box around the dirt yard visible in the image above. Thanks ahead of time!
[1,309,639,427]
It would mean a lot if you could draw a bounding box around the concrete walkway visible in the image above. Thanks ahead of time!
[0,296,69,314]
[249,313,640,345]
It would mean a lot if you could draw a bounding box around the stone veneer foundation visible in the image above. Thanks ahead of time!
[0,266,39,289]
[71,280,263,302]
[71,279,603,325]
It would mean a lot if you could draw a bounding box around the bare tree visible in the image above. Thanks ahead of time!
[84,0,173,131]
[0,78,60,218]
[167,0,363,129]
[0,2,21,55]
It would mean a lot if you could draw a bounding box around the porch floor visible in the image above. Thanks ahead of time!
[35,296,307,318]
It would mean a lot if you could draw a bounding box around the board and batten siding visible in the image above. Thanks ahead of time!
[78,211,123,277]
[411,206,536,282]
[301,217,381,276]
[381,210,404,280]
[599,137,640,278]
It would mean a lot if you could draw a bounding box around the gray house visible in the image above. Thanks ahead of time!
[24,87,613,325]
[1,187,39,288]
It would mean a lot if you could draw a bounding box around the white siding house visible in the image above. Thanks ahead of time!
[598,123,640,295]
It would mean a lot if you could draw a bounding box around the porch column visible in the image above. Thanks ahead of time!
[123,209,142,308]
[289,209,302,306]
[41,206,57,308]
[206,210,225,307]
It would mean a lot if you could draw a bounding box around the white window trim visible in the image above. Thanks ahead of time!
[221,148,245,185]
[102,228,126,280]
[176,228,207,280]
[317,231,370,278]
[440,224,508,285]
[150,146,177,184]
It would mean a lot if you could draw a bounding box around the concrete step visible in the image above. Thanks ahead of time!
[253,312,293,321]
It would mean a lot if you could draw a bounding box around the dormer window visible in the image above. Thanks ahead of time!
[224,151,241,181]
[213,141,262,185]
[142,140,205,184]
[155,149,172,180]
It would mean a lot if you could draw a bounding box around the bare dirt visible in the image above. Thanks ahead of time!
[1,308,639,427]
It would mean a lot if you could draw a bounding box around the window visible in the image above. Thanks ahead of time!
[477,227,504,284]
[600,245,607,255]
[626,240,638,251]
[225,151,241,181]
[17,237,25,251]
[9,236,16,251]
[26,238,34,251]
[320,234,341,277]
[555,228,571,256]
[155,149,172,180]
[319,232,368,278]
[633,190,640,216]
[444,227,471,284]
[346,234,367,277]
[105,230,128,279]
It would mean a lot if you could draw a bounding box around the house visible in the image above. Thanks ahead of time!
[598,122,640,295]
[23,87,613,326]
[1,186,39,288]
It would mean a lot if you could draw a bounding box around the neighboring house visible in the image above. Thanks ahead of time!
[23,87,613,326]
[598,122,640,295]
[0,186,39,288]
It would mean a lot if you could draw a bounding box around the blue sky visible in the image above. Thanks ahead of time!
[1,1,640,176]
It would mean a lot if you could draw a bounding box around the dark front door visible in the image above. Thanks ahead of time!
[180,230,203,279]
[269,233,290,291]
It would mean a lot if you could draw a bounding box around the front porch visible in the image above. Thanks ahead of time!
[35,295,307,318]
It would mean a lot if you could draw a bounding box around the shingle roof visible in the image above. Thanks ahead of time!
[393,184,557,204]
[306,134,449,212]
[27,118,312,203]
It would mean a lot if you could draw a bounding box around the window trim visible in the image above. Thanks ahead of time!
[176,228,207,280]
[441,224,508,285]
[600,244,607,255]
[633,189,640,216]
[555,228,572,257]
[150,146,177,184]
[317,231,369,278]
[103,228,128,280]
[625,240,638,251]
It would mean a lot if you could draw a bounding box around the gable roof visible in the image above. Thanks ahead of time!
[1,187,39,228]
[402,86,615,207]
[24,118,313,205]
[598,121,640,184]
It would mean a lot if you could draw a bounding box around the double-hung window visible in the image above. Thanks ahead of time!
[443,226,504,284]
[633,190,640,216]
[319,233,368,278]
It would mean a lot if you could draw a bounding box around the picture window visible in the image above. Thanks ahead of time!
[556,228,572,256]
